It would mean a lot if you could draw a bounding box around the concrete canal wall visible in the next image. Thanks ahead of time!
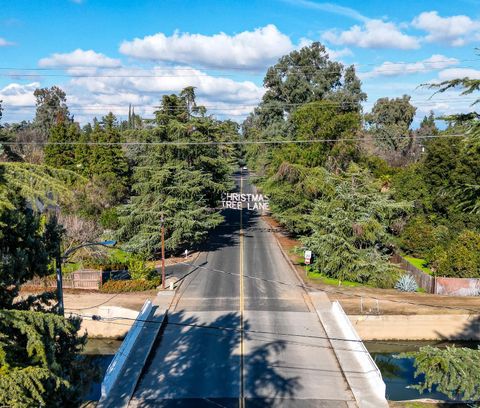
[349,314,480,340]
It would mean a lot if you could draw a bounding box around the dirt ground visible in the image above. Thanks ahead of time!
[264,215,480,316]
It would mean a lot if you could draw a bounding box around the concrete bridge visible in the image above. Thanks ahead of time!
[98,173,387,408]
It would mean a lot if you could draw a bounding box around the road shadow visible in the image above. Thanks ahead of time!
[196,208,259,253]
[132,311,300,407]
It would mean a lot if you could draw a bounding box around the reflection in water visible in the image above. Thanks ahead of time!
[366,341,480,402]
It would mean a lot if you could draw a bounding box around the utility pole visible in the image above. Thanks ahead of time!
[56,246,64,316]
[161,216,166,290]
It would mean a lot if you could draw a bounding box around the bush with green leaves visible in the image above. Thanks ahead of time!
[399,216,436,258]
[128,256,156,280]
[394,274,418,292]
[436,229,480,278]
[100,278,160,293]
[398,345,480,402]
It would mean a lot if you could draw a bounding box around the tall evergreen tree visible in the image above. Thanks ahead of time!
[365,95,417,153]
[44,121,80,169]
[33,86,71,141]
[118,88,234,256]
[76,113,129,204]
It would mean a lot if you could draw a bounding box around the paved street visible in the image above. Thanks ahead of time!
[131,172,356,407]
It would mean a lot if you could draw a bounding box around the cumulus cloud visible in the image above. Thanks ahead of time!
[67,65,264,106]
[119,24,295,69]
[1,65,265,123]
[412,11,480,46]
[38,49,121,68]
[0,37,15,46]
[361,54,458,79]
[0,82,39,121]
[0,82,39,106]
[322,19,420,49]
[438,68,480,81]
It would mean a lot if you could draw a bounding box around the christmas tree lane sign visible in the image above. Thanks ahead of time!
[221,192,269,211]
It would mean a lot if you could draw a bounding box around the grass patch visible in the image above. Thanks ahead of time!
[403,255,433,275]
[306,270,363,287]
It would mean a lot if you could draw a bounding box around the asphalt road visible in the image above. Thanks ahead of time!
[131,171,356,407]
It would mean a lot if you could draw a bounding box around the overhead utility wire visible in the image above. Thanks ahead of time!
[173,261,480,315]
[67,310,377,354]
[5,97,478,111]
[1,64,478,78]
[0,134,468,146]
[68,309,476,353]
[1,58,478,71]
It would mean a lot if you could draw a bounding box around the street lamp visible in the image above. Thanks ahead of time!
[160,217,165,290]
[56,240,117,316]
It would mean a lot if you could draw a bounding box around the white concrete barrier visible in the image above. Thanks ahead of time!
[310,292,388,408]
[330,301,386,402]
[100,300,152,399]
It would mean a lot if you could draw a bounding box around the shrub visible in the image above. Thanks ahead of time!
[436,230,480,278]
[99,207,120,230]
[81,255,128,272]
[395,274,418,292]
[400,216,435,258]
[128,256,156,280]
[100,278,160,293]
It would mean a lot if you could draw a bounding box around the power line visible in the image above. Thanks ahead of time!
[0,64,478,79]
[70,310,381,355]
[2,97,478,111]
[0,133,468,146]
[0,57,478,72]
[173,260,480,315]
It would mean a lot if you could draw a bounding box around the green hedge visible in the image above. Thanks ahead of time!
[100,278,160,293]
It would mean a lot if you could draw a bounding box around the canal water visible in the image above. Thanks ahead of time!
[365,340,480,401]
[83,338,122,401]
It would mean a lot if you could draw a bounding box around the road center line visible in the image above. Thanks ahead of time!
[239,172,245,408]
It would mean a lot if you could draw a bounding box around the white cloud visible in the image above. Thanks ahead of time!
[0,37,14,46]
[412,11,480,46]
[323,19,420,49]
[0,82,39,121]
[38,49,121,68]
[68,65,264,104]
[119,24,295,69]
[0,82,39,106]
[281,0,368,22]
[361,54,458,79]
[438,68,480,81]
[27,64,263,122]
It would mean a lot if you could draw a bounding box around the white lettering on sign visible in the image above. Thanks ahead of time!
[220,192,270,211]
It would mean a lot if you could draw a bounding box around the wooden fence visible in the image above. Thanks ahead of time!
[24,269,128,290]
[390,254,434,293]
[391,254,480,296]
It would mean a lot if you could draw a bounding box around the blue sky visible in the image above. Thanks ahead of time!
[1,0,480,124]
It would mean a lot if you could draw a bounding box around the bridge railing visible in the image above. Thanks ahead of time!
[100,300,153,399]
